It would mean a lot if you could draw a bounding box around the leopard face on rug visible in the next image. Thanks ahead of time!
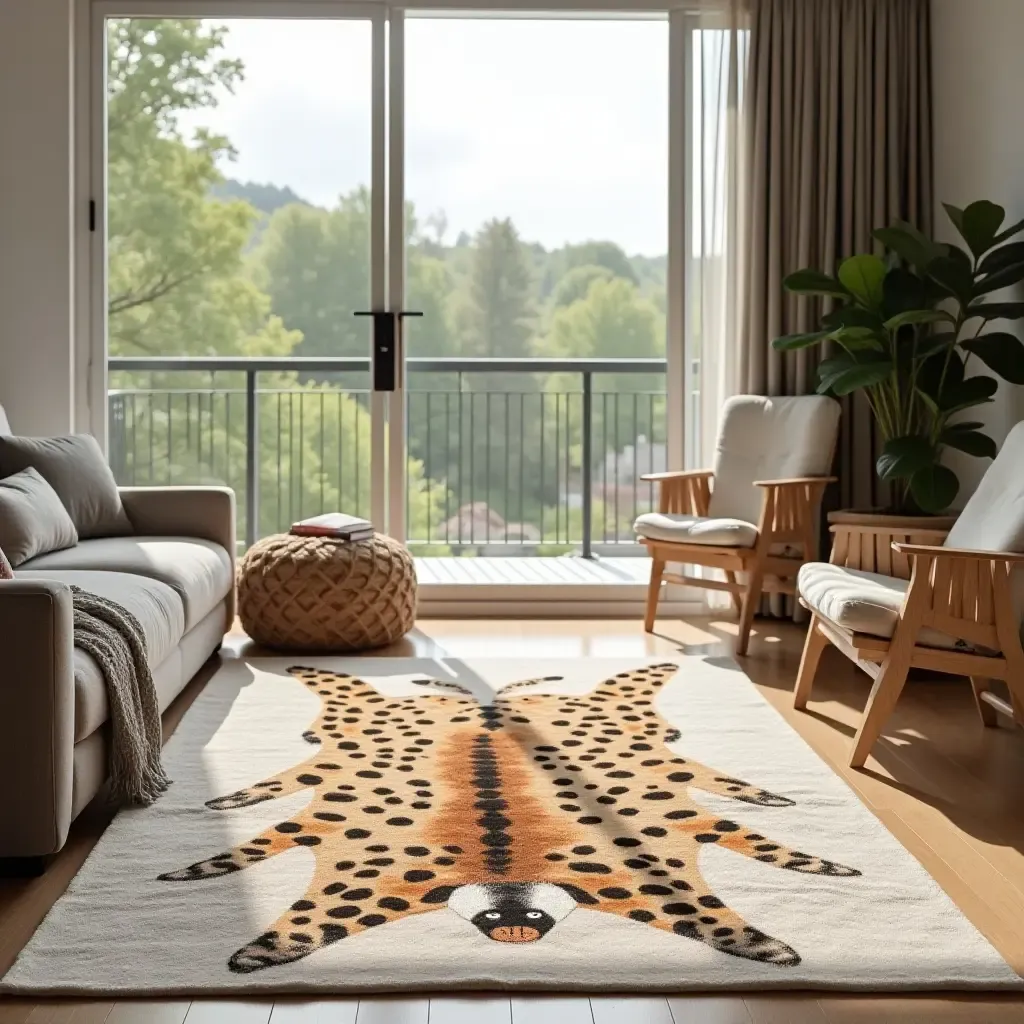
[159,663,861,973]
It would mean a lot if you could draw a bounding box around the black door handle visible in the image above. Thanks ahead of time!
[354,311,423,391]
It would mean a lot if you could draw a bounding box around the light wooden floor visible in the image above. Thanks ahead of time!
[2,617,1023,1023]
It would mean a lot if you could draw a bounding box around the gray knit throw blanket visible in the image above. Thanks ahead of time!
[71,586,170,806]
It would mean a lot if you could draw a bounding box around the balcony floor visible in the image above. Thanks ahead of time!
[414,554,652,586]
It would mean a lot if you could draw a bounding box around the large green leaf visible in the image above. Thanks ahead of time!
[910,464,960,513]
[881,266,939,318]
[929,375,1000,414]
[829,326,885,351]
[837,255,887,309]
[873,224,945,271]
[974,260,1024,297]
[783,270,850,298]
[978,241,1024,275]
[966,302,1024,321]
[953,200,1006,258]
[940,425,998,459]
[772,330,831,351]
[992,215,1024,246]
[927,247,975,304]
[876,436,936,481]
[961,332,1024,384]
[816,352,892,395]
[942,203,965,234]
[883,309,955,331]
[821,305,884,331]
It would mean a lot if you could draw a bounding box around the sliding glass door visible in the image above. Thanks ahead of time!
[401,13,670,560]
[96,3,685,580]
[100,6,388,546]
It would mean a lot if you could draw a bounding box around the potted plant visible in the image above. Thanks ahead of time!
[773,200,1024,565]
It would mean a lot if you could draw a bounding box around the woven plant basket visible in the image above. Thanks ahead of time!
[237,533,417,651]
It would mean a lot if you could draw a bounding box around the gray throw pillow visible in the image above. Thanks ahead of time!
[0,468,79,567]
[0,433,131,539]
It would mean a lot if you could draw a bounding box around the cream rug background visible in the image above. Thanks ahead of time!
[3,654,1019,995]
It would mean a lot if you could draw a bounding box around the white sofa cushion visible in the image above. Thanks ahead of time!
[21,536,231,632]
[708,395,840,525]
[15,568,186,741]
[633,512,757,547]
[798,562,975,652]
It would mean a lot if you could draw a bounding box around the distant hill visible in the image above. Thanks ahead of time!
[211,179,309,216]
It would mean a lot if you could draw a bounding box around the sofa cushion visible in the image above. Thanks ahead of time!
[14,568,186,741]
[0,468,79,566]
[0,434,131,539]
[798,562,976,652]
[634,512,758,547]
[21,537,232,632]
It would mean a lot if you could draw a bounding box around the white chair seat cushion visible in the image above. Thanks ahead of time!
[798,562,974,652]
[634,512,758,548]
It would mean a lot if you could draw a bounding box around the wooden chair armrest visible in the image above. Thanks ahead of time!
[753,476,838,488]
[891,541,1024,563]
[640,469,714,483]
[830,525,951,542]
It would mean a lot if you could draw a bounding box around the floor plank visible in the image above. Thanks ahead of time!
[426,997,511,1024]
[268,1001,358,1024]
[510,997,592,1024]
[352,1000,428,1024]
[182,1002,272,1024]
[667,995,752,1024]
[106,1003,191,1024]
[743,996,829,1024]
[590,997,673,1024]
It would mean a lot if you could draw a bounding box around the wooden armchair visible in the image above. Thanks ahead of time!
[635,395,841,655]
[793,421,1024,768]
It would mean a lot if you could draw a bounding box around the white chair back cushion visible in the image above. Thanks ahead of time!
[707,395,841,525]
[946,420,1024,556]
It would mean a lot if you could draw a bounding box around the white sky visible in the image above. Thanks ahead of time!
[176,17,669,256]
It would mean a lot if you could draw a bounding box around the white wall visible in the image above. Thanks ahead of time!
[932,0,1024,498]
[0,0,75,436]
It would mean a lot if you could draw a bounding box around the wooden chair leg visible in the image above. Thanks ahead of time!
[849,653,913,769]
[724,570,742,614]
[794,615,829,710]
[969,677,1000,727]
[644,558,665,633]
[735,567,765,657]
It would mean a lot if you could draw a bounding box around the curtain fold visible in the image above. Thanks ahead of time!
[687,0,932,614]
[736,0,933,511]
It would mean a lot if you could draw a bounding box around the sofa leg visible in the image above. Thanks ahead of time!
[0,856,48,878]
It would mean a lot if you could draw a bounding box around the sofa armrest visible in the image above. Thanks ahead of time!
[0,579,75,857]
[119,486,236,552]
[120,486,237,627]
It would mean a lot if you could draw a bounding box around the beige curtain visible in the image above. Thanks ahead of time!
[738,0,933,511]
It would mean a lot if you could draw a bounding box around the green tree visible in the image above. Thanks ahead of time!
[106,19,291,360]
[460,218,535,359]
[550,264,616,310]
[104,19,446,547]
[542,277,666,509]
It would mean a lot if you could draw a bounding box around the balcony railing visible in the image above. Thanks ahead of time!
[108,356,670,556]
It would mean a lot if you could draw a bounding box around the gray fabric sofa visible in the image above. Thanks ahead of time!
[0,404,235,860]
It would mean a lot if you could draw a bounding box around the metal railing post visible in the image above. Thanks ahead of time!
[581,370,593,559]
[245,369,259,549]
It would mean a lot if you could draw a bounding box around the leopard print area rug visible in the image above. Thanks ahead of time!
[4,656,1019,995]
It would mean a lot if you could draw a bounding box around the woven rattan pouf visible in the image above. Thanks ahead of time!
[237,532,417,651]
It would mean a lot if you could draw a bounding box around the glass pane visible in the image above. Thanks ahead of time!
[403,15,669,556]
[104,18,375,546]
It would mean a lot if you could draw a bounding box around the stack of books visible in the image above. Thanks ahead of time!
[289,513,375,542]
